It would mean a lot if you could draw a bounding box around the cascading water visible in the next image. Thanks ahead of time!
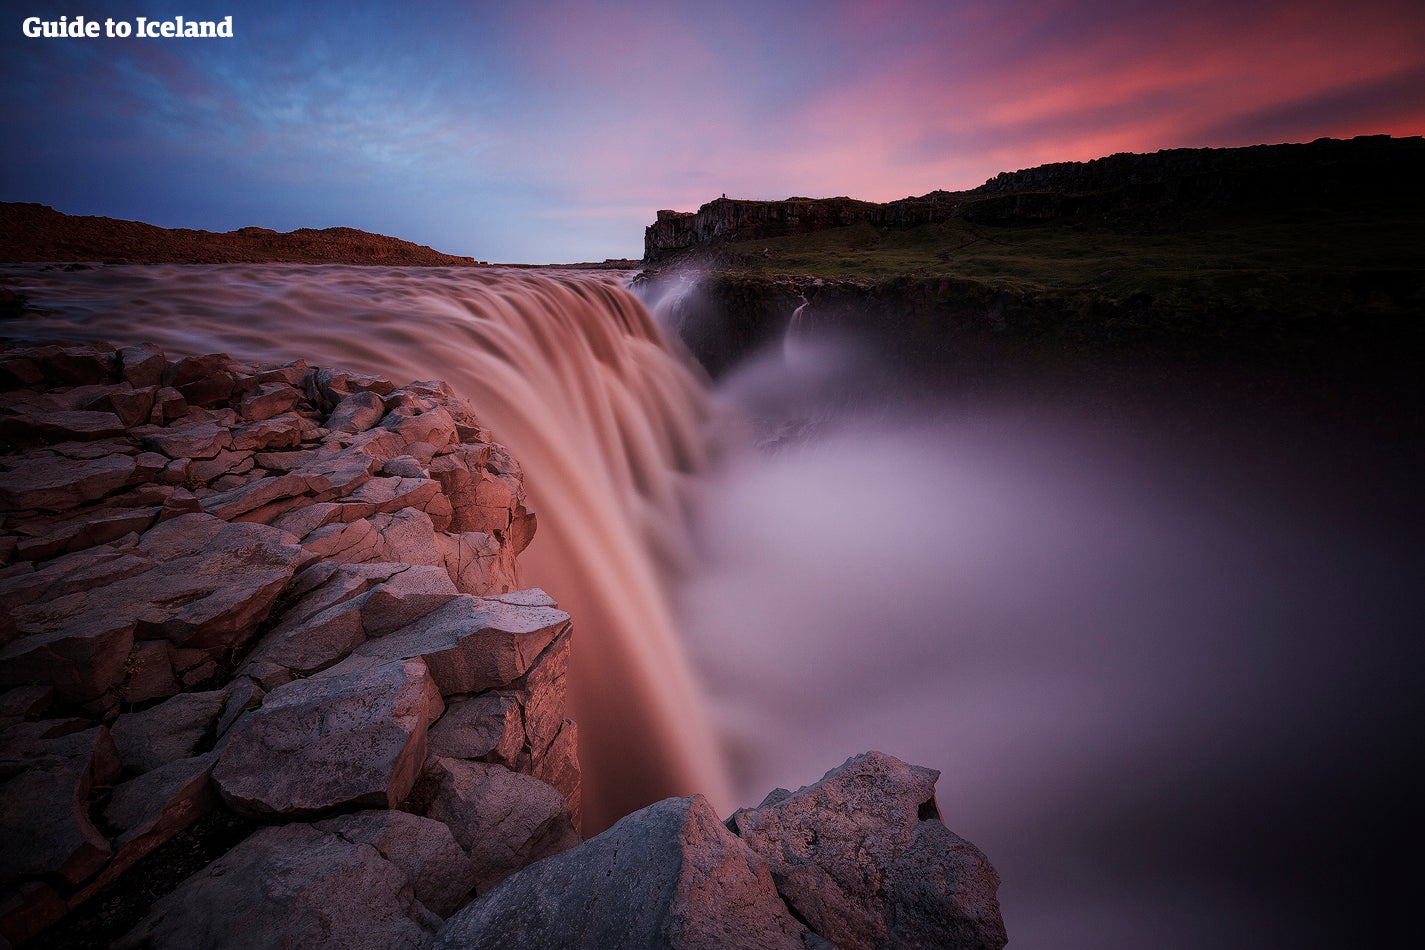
[0,262,733,830]
[3,262,1419,946]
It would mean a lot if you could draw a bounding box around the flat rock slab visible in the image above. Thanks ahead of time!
[213,658,443,819]
[8,514,313,659]
[349,591,569,696]
[116,822,435,950]
[729,751,1007,950]
[434,794,807,950]
[0,452,137,512]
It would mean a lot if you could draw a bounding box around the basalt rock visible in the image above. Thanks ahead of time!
[436,751,1006,950]
[0,341,1006,949]
[0,341,565,945]
[730,751,1007,950]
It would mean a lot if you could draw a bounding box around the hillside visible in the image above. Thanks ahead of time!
[639,135,1425,380]
[0,203,484,266]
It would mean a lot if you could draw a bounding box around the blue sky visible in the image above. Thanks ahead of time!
[4,0,1422,262]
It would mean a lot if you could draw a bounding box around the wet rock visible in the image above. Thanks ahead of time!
[115,822,435,950]
[433,794,805,950]
[417,757,579,894]
[213,658,443,818]
[729,751,1007,950]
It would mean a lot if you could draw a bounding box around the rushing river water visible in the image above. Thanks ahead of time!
[2,263,1418,947]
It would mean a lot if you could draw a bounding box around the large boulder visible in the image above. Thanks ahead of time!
[417,757,579,894]
[433,794,808,949]
[729,751,1007,950]
[213,658,443,818]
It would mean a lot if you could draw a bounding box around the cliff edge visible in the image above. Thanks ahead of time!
[0,340,1006,948]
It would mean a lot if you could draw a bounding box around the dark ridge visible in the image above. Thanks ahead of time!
[0,203,486,266]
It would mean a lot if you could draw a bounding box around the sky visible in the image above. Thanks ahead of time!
[3,0,1423,262]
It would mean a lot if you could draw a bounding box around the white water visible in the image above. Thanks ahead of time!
[3,263,1418,946]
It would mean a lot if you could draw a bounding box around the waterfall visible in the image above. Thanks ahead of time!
[0,262,732,830]
[5,261,1419,945]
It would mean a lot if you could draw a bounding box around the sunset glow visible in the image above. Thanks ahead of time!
[4,0,1422,261]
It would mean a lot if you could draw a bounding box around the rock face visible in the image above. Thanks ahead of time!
[436,751,1006,950]
[0,341,1006,948]
[0,341,576,946]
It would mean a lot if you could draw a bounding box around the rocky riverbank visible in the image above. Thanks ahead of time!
[0,340,1006,948]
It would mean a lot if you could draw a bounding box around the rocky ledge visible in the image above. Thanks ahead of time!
[0,341,1005,948]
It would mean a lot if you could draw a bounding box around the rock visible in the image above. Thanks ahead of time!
[141,420,233,460]
[427,692,524,765]
[82,384,156,429]
[417,757,579,894]
[729,751,1007,950]
[3,515,311,677]
[110,690,225,775]
[314,809,473,917]
[115,822,435,950]
[230,415,305,452]
[437,531,517,595]
[213,658,443,818]
[433,794,805,950]
[122,640,179,704]
[0,727,120,888]
[73,751,220,904]
[0,686,53,723]
[367,509,445,574]
[328,391,386,434]
[238,383,300,422]
[0,453,137,512]
[118,344,166,388]
[0,408,127,444]
[201,472,310,521]
[346,591,569,695]
[313,367,395,408]
[0,614,135,705]
[357,563,459,637]
[0,879,66,945]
